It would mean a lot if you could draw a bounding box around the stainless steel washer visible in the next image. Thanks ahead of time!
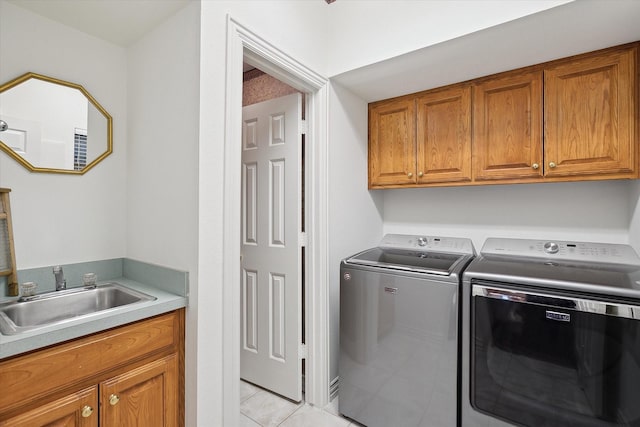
[461,238,640,427]
[339,234,476,427]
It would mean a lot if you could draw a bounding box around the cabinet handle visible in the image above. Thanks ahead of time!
[407,172,413,178]
[532,163,539,170]
[549,162,557,168]
[81,405,94,418]
[109,394,120,406]
[417,171,424,177]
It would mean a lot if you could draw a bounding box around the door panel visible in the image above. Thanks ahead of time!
[100,355,178,427]
[368,98,416,187]
[416,85,472,183]
[544,47,636,177]
[241,93,303,402]
[473,70,543,181]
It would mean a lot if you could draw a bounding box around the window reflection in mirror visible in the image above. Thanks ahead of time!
[0,73,112,174]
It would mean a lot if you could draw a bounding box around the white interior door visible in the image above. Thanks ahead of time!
[241,93,303,402]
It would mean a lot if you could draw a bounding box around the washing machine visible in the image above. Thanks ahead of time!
[339,234,476,427]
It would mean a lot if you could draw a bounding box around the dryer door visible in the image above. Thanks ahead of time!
[471,280,640,426]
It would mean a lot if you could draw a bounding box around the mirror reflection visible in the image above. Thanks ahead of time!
[0,72,112,174]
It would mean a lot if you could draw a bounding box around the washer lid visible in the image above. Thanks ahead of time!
[346,247,468,276]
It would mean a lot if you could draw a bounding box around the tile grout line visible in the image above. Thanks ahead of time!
[275,402,305,426]
[240,411,264,427]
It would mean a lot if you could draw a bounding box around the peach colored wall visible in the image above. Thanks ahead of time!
[242,69,299,106]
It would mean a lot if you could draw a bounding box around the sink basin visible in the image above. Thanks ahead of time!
[0,282,156,335]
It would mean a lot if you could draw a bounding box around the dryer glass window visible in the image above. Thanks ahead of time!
[471,280,640,426]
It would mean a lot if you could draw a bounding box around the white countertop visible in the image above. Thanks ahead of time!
[0,278,187,359]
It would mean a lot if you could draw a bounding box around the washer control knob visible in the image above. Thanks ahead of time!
[544,242,559,254]
[417,237,428,247]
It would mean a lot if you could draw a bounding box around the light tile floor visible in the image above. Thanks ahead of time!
[240,380,363,427]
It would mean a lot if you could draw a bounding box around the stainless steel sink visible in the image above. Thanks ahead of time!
[0,282,156,335]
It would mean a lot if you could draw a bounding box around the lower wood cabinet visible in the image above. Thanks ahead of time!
[0,310,184,427]
[101,355,178,427]
[1,386,98,427]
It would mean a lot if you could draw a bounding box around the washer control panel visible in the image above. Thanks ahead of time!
[482,238,640,265]
[379,234,476,255]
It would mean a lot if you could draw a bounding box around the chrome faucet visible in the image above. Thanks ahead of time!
[53,266,66,291]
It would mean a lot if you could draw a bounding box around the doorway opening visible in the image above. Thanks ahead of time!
[222,16,329,425]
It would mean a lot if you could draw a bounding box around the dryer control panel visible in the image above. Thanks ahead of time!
[380,234,476,255]
[481,238,640,266]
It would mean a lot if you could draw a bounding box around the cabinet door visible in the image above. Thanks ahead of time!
[0,387,98,427]
[473,70,543,181]
[416,85,472,183]
[100,355,178,427]
[544,46,637,178]
[369,98,416,187]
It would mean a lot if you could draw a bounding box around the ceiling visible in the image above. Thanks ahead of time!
[332,0,640,102]
[9,0,640,104]
[7,0,191,46]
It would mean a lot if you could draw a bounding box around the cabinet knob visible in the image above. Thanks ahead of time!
[417,171,424,177]
[109,394,120,406]
[81,405,94,418]
[407,172,413,178]
[532,163,539,170]
[549,162,557,168]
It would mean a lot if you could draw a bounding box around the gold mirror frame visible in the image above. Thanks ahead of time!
[0,72,113,175]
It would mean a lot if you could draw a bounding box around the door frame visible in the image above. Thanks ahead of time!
[222,15,330,424]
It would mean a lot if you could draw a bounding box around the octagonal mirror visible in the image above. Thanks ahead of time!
[0,72,112,174]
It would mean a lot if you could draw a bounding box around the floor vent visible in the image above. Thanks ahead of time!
[329,376,339,401]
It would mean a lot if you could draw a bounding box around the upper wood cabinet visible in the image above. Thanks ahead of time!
[369,98,416,187]
[544,46,637,179]
[416,85,472,184]
[473,70,543,181]
[368,42,639,188]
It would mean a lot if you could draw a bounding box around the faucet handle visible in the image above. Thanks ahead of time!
[53,266,66,290]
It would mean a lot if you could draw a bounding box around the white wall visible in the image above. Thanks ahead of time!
[326,0,572,76]
[0,1,127,270]
[383,181,631,251]
[126,3,200,426]
[328,81,384,382]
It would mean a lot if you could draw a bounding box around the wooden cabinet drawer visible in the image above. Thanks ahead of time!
[0,311,180,414]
